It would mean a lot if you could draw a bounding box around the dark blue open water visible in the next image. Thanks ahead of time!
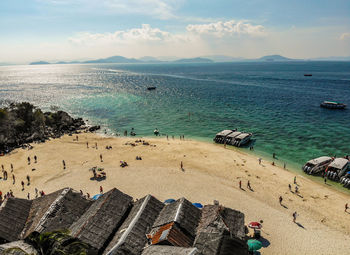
[1,61,350,171]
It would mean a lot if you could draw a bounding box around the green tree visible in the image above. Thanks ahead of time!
[26,230,89,255]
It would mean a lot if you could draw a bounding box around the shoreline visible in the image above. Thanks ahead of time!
[98,130,350,195]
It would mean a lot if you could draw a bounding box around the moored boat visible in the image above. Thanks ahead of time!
[147,87,156,90]
[304,74,312,76]
[320,101,346,109]
[302,156,332,175]
[325,158,350,181]
[213,130,234,144]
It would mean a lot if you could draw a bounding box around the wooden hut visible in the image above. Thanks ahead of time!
[141,245,199,255]
[147,198,201,247]
[103,195,164,255]
[69,188,133,254]
[0,198,32,243]
[20,188,92,238]
[194,205,248,255]
[0,240,38,255]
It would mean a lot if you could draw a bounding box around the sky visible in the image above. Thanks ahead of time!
[0,0,349,63]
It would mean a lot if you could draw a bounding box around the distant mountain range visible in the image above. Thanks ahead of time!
[29,54,350,65]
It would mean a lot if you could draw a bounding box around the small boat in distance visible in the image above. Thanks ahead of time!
[304,74,312,76]
[147,87,156,90]
[320,101,346,109]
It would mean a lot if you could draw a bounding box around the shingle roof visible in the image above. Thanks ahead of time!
[0,241,38,255]
[152,198,201,238]
[197,205,245,240]
[141,245,199,255]
[104,195,164,255]
[0,198,32,242]
[21,188,92,238]
[69,188,133,253]
[194,231,248,255]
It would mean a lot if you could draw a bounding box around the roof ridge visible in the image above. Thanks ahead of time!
[106,194,152,255]
[33,188,71,233]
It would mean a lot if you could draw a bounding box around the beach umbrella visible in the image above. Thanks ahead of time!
[192,203,203,209]
[247,239,262,251]
[92,194,103,200]
[164,198,176,204]
[248,222,262,229]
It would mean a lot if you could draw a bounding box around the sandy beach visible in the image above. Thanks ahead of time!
[1,133,350,254]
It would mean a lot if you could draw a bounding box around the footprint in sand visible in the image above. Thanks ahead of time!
[241,164,245,166]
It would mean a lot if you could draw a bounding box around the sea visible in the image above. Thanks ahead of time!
[1,61,350,176]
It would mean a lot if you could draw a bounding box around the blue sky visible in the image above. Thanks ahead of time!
[0,0,349,63]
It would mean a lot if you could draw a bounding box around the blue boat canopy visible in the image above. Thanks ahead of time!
[92,194,103,200]
[164,198,176,204]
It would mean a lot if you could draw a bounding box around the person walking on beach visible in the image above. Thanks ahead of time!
[324,177,327,184]
[239,180,242,189]
[62,160,66,170]
[293,211,297,223]
[180,161,184,171]
[224,140,227,148]
[247,180,252,190]
[258,158,262,165]
[12,174,15,184]
[345,203,348,212]
[10,164,13,172]
[26,175,30,185]
[284,163,286,169]
[34,155,37,163]
[1,164,4,171]
[100,186,103,194]
[35,188,38,198]
[100,154,103,162]
[294,176,297,184]
[3,171,7,180]
[21,181,25,191]
[279,196,283,205]
[295,186,299,194]
[27,193,30,200]
[288,184,291,191]
[76,135,79,141]
[86,142,89,148]
[95,142,98,149]
[27,156,31,165]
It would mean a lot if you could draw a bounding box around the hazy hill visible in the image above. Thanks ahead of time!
[29,61,50,65]
[84,55,141,64]
[174,57,214,63]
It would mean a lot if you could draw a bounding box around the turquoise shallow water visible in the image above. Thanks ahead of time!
[1,62,350,175]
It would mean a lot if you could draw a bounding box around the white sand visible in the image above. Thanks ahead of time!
[1,133,350,254]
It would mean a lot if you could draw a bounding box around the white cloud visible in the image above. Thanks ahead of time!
[69,24,182,46]
[37,0,183,19]
[339,32,350,40]
[186,20,266,37]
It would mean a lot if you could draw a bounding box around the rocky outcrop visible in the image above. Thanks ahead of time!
[0,102,87,154]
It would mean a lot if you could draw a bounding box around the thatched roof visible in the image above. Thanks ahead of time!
[21,188,92,238]
[152,198,201,238]
[0,241,38,255]
[104,195,164,255]
[194,231,248,255]
[141,245,199,255]
[69,188,133,253]
[0,198,32,242]
[196,205,245,240]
